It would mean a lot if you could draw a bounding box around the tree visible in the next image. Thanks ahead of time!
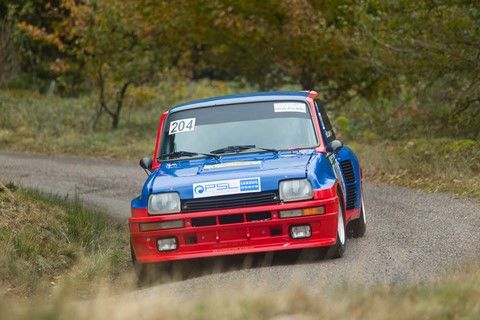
[18,0,158,129]
[17,0,395,117]
[357,0,480,136]
[19,0,479,137]
[136,0,391,102]
[0,15,15,85]
[1,0,70,90]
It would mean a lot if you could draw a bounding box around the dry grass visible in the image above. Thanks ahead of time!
[352,138,480,201]
[0,81,250,160]
[0,184,131,298]
[1,264,479,320]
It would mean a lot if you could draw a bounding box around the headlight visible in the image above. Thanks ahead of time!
[279,179,313,202]
[148,193,181,215]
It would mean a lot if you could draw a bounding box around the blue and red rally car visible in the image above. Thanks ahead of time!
[129,91,366,277]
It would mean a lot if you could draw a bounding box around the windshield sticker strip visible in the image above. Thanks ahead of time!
[169,118,196,135]
[203,161,262,171]
[193,177,261,198]
[273,102,306,113]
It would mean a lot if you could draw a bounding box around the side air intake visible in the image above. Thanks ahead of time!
[340,160,357,209]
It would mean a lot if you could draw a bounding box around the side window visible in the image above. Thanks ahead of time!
[315,100,336,143]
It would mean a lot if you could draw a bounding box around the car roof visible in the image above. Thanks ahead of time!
[169,91,313,112]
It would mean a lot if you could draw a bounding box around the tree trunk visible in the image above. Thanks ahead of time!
[112,114,120,129]
[91,68,130,130]
[92,70,108,130]
[111,81,130,130]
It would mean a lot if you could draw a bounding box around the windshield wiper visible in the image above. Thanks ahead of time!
[210,145,278,154]
[255,146,279,153]
[211,145,255,154]
[159,150,219,160]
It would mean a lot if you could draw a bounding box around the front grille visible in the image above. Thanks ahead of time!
[182,192,280,212]
[246,212,271,222]
[191,216,216,227]
[219,214,244,224]
[190,212,273,228]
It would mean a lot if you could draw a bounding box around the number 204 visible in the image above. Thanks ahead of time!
[169,118,196,135]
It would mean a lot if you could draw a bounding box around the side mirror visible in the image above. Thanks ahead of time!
[139,157,153,173]
[326,140,343,153]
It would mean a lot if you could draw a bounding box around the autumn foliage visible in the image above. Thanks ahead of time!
[2,0,480,135]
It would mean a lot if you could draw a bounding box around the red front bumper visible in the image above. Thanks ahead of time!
[129,186,339,264]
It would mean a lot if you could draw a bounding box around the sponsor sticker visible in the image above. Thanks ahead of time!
[193,177,261,198]
[203,161,262,171]
[273,102,306,113]
[169,118,196,135]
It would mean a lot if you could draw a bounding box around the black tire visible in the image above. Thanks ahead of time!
[326,191,347,259]
[350,193,367,238]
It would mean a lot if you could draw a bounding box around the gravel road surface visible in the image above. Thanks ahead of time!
[1,150,479,295]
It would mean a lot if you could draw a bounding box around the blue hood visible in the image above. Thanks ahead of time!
[149,150,315,200]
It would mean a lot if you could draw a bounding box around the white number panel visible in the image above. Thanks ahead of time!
[169,118,196,135]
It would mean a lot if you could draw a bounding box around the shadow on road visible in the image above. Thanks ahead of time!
[140,248,329,287]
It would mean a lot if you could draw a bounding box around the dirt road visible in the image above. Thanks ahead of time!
[1,150,479,293]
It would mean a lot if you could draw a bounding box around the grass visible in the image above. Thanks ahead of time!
[1,263,479,319]
[0,183,130,298]
[352,138,480,201]
[0,80,251,160]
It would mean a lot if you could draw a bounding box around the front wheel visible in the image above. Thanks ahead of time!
[326,192,346,259]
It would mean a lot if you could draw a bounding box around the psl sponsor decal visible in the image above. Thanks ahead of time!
[193,177,261,198]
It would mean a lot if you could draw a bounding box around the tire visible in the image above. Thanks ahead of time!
[326,191,347,259]
[350,192,367,238]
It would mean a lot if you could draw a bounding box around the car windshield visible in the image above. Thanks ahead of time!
[159,100,318,159]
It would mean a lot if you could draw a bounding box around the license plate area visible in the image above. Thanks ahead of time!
[218,227,248,242]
